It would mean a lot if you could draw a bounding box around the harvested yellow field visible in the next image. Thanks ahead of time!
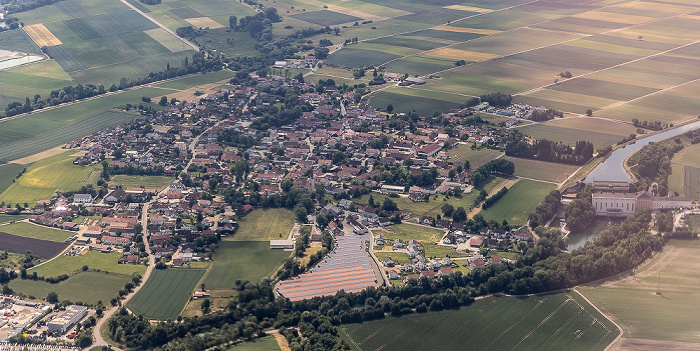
[616,1,697,14]
[185,17,224,29]
[433,26,501,35]
[680,15,700,21]
[425,47,499,61]
[24,24,61,47]
[145,28,188,53]
[444,5,492,13]
[572,11,655,25]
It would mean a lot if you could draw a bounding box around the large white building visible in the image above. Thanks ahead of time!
[47,305,87,334]
[592,191,691,217]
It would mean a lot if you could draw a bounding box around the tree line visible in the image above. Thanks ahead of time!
[468,158,515,188]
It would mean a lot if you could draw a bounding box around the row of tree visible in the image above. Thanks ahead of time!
[506,136,594,165]
[468,158,515,187]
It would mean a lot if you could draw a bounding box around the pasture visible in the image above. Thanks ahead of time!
[0,151,100,205]
[340,292,618,351]
[0,232,67,258]
[203,241,291,289]
[447,145,502,168]
[30,251,146,277]
[579,239,700,343]
[9,271,129,305]
[479,179,556,225]
[109,175,173,189]
[229,209,295,241]
[127,268,206,320]
[0,222,73,243]
[505,156,579,184]
[382,223,444,243]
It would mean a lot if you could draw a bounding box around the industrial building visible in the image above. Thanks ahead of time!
[47,305,87,334]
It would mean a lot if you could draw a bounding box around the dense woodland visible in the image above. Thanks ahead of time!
[506,133,594,165]
[627,139,683,196]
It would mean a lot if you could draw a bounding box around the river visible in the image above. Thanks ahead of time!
[586,119,700,182]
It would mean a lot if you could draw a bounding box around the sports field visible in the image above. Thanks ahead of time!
[479,179,556,225]
[127,268,206,320]
[203,241,290,289]
[0,151,100,205]
[9,271,130,305]
[0,222,73,242]
[340,292,618,351]
[229,208,295,241]
[580,239,700,343]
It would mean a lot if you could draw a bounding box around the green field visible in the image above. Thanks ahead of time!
[9,271,131,305]
[669,142,700,200]
[154,70,236,90]
[203,241,290,288]
[374,251,411,266]
[351,191,480,219]
[580,239,700,343]
[0,151,100,205]
[229,209,295,241]
[0,222,73,242]
[127,268,206,320]
[505,156,580,183]
[368,90,463,116]
[0,164,26,195]
[480,179,556,225]
[227,336,280,351]
[340,292,618,351]
[30,251,146,277]
[447,145,503,168]
[0,214,30,224]
[109,175,173,189]
[382,223,443,243]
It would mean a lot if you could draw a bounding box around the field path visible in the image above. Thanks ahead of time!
[574,288,623,351]
[118,0,199,52]
[467,177,519,219]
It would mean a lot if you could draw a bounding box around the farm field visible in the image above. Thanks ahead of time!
[9,271,130,305]
[340,292,618,351]
[228,209,295,241]
[669,142,700,200]
[479,179,556,225]
[0,232,67,258]
[0,163,25,195]
[14,0,196,86]
[127,268,206,320]
[367,90,463,116]
[579,239,700,343]
[203,241,291,289]
[109,175,173,189]
[30,251,146,277]
[0,214,30,224]
[154,70,235,90]
[0,222,73,242]
[0,151,101,205]
[504,156,580,184]
[513,122,628,149]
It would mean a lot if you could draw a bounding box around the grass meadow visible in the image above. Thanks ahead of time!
[127,268,206,320]
[226,336,280,351]
[30,251,146,277]
[109,175,173,189]
[669,141,700,200]
[447,145,503,168]
[0,222,73,242]
[9,271,130,305]
[382,223,443,243]
[0,164,25,195]
[0,151,100,205]
[229,209,295,241]
[203,241,291,289]
[505,156,580,184]
[580,239,700,343]
[479,179,556,225]
[340,292,618,351]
